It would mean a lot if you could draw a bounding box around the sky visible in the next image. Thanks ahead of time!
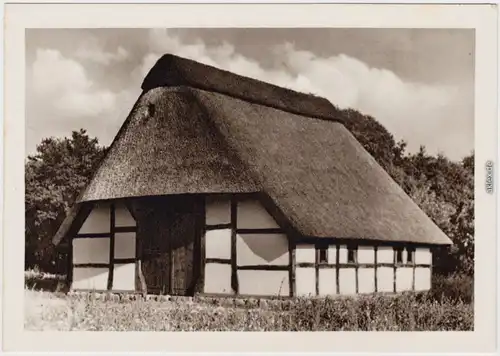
[25,28,475,161]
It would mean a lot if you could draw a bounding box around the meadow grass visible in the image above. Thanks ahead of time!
[24,270,473,331]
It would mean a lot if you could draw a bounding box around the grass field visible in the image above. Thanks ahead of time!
[24,272,473,331]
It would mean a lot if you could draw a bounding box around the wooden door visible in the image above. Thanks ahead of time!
[133,195,203,296]
[136,201,172,295]
[169,207,197,295]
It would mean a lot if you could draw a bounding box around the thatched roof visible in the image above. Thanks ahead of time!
[141,54,342,123]
[53,54,452,246]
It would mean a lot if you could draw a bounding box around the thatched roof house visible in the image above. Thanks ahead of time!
[53,54,451,297]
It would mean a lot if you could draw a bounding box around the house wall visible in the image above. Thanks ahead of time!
[70,194,434,297]
[203,195,290,296]
[294,243,433,297]
[71,202,136,292]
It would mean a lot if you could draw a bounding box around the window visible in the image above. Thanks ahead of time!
[407,247,415,263]
[347,246,357,263]
[395,248,403,263]
[319,248,328,263]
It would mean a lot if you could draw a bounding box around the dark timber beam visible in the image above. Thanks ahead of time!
[107,203,116,290]
[230,196,238,294]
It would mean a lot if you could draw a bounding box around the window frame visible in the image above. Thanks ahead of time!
[347,245,357,264]
[317,243,329,264]
[406,247,415,264]
[318,247,328,263]
[395,247,404,264]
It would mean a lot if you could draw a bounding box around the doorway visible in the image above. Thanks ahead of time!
[131,195,204,295]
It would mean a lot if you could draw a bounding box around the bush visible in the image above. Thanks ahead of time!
[430,273,473,304]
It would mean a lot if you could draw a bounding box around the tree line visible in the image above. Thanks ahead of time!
[25,110,474,277]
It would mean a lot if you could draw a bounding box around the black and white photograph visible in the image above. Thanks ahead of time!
[23,26,476,331]
[2,2,498,354]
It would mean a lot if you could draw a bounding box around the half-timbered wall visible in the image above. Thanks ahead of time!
[295,242,432,296]
[71,202,137,291]
[203,194,433,297]
[204,196,290,296]
[69,194,434,297]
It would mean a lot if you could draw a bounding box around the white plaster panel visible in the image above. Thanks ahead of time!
[237,270,289,296]
[236,199,279,229]
[112,263,136,291]
[415,248,432,265]
[415,267,431,291]
[206,197,231,225]
[377,246,394,264]
[339,268,356,295]
[72,268,109,290]
[358,246,375,264]
[396,267,413,292]
[296,267,316,296]
[376,266,394,292]
[205,229,231,259]
[204,263,232,294]
[114,203,136,227]
[79,204,110,234]
[319,268,336,296]
[73,238,110,264]
[358,267,375,294]
[114,232,136,259]
[295,244,316,263]
[237,233,288,266]
[338,245,348,263]
[327,246,337,264]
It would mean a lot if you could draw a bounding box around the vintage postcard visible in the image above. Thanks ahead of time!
[2,2,498,354]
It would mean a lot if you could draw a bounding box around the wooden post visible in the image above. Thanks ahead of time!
[67,234,73,290]
[429,247,434,291]
[230,196,238,295]
[315,246,319,296]
[411,247,416,291]
[194,195,206,294]
[288,236,296,297]
[335,244,340,294]
[107,203,116,291]
[374,245,378,293]
[355,246,359,294]
[169,213,174,295]
[393,247,397,293]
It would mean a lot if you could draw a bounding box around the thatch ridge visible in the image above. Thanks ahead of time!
[142,54,343,123]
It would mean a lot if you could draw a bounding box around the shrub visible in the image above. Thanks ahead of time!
[430,273,473,304]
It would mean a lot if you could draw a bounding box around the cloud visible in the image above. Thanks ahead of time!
[141,29,472,160]
[75,46,129,65]
[26,29,473,161]
[31,49,118,118]
[27,48,136,154]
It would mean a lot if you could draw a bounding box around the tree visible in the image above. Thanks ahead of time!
[340,108,398,172]
[25,129,107,273]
